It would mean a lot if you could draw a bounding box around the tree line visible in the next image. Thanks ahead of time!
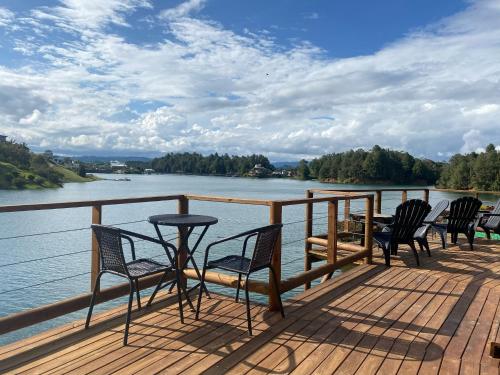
[151,152,273,176]
[437,144,499,191]
[298,145,441,184]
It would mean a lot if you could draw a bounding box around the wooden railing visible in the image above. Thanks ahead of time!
[0,192,373,336]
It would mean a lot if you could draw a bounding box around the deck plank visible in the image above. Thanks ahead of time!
[0,237,498,375]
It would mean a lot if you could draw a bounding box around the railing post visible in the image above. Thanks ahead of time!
[270,201,282,311]
[304,190,313,290]
[402,190,408,203]
[375,191,382,214]
[91,205,102,292]
[424,189,429,203]
[343,199,350,232]
[364,196,374,264]
[178,196,189,288]
[327,201,338,264]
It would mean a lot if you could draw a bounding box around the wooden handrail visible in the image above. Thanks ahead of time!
[0,195,185,213]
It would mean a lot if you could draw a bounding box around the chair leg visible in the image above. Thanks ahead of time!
[174,268,184,324]
[416,239,425,253]
[424,238,431,257]
[85,271,103,329]
[244,274,252,336]
[235,273,242,302]
[382,245,391,267]
[467,229,475,251]
[146,271,168,307]
[123,279,135,346]
[484,228,491,240]
[409,241,420,266]
[178,279,195,311]
[269,266,285,318]
[135,278,141,310]
[195,266,208,320]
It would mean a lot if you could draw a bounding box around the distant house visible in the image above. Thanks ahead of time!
[110,160,127,173]
[0,135,7,143]
[144,168,155,174]
[248,164,271,177]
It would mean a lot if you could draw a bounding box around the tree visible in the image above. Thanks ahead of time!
[296,160,311,180]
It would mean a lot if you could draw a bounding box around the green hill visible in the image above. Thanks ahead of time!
[0,141,98,190]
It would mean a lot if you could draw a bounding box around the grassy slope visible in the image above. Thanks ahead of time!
[51,165,99,183]
[0,162,98,189]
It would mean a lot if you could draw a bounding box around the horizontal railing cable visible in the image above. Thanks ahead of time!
[0,249,92,268]
[0,272,90,295]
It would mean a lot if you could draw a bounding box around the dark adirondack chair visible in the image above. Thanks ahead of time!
[432,197,482,251]
[414,199,449,254]
[373,199,431,267]
[86,225,191,345]
[195,224,284,336]
[477,199,500,239]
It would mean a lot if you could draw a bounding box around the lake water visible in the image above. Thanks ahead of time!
[0,174,497,345]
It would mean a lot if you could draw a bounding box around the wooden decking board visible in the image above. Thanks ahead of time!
[358,250,490,375]
[364,266,468,375]
[334,269,450,374]
[61,297,245,374]
[309,265,436,374]
[224,265,409,374]
[284,266,425,375]
[267,268,415,375]
[40,297,234,374]
[0,237,499,374]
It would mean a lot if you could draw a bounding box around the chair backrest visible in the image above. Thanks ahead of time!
[447,197,482,233]
[484,199,500,230]
[424,200,449,224]
[91,225,128,275]
[391,199,431,242]
[249,224,283,271]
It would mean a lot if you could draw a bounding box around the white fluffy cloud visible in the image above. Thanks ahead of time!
[0,0,499,159]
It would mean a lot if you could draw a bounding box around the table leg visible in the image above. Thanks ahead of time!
[169,225,211,298]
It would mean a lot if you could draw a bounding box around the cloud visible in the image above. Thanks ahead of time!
[19,109,42,125]
[0,0,499,159]
[304,12,319,20]
[31,0,152,32]
[0,7,14,27]
[160,0,206,20]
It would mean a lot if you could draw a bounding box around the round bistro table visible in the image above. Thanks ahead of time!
[148,214,218,298]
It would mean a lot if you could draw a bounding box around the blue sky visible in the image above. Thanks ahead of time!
[0,0,499,160]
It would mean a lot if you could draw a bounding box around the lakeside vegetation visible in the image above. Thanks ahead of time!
[0,141,97,189]
[1,139,498,191]
[151,153,274,176]
[298,144,498,191]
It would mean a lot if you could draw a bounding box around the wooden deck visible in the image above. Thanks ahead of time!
[0,236,499,374]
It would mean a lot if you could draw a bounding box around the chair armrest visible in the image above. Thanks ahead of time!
[120,234,136,260]
[118,228,178,260]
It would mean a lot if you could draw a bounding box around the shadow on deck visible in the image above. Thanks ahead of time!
[0,236,499,374]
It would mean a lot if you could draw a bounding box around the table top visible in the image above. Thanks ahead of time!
[148,214,218,227]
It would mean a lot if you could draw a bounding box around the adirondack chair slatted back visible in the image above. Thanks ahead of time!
[484,199,500,230]
[92,225,128,275]
[250,224,282,271]
[391,199,431,242]
[447,197,482,233]
[424,200,449,224]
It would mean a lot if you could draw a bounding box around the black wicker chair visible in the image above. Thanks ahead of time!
[195,224,284,336]
[373,199,431,267]
[432,197,482,251]
[478,199,500,239]
[86,225,192,345]
[414,199,449,254]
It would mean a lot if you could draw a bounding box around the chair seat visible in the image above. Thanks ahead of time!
[208,255,251,273]
[373,231,391,250]
[126,259,171,278]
